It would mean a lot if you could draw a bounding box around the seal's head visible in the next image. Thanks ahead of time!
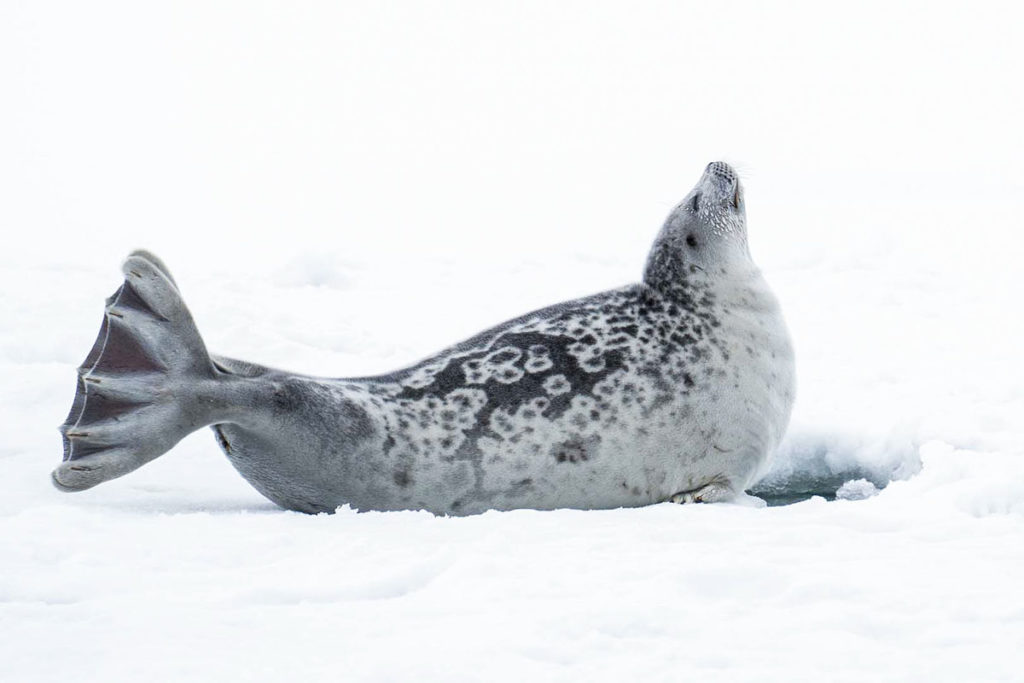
[688,161,746,240]
[644,161,751,290]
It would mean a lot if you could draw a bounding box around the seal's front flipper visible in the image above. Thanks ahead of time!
[54,252,219,492]
[668,482,767,507]
[669,482,735,504]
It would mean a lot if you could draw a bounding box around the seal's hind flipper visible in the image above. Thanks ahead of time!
[54,253,218,492]
[127,249,177,286]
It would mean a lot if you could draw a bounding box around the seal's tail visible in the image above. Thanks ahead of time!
[53,251,221,492]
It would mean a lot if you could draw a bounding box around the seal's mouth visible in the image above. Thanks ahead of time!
[701,161,742,210]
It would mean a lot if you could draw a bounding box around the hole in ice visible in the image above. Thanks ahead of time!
[747,429,921,506]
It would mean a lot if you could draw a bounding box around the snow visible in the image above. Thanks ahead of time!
[834,478,880,501]
[2,2,1024,681]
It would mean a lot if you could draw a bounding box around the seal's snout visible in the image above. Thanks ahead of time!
[705,161,738,187]
[700,161,742,210]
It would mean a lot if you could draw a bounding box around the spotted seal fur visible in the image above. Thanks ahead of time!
[53,162,795,514]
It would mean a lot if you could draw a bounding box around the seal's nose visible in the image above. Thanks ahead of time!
[705,161,737,185]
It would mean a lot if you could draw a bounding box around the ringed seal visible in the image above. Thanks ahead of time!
[53,162,795,514]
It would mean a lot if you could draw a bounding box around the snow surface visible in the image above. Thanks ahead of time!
[2,2,1023,681]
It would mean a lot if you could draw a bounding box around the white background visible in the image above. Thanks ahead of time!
[2,2,1023,681]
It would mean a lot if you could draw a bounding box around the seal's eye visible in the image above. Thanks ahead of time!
[733,187,740,209]
[691,193,701,212]
[686,234,698,248]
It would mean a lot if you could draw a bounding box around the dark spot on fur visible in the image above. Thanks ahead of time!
[552,434,601,464]
[271,383,300,412]
[393,468,412,487]
[686,234,697,248]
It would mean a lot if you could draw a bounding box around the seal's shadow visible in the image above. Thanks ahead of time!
[67,485,282,516]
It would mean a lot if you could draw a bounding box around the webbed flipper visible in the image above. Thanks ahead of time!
[54,252,219,492]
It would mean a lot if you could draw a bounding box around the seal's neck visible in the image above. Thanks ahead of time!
[642,232,753,305]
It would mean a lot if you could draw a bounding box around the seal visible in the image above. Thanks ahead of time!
[53,162,795,514]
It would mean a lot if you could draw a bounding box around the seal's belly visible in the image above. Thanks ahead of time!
[214,282,794,515]
[354,336,787,514]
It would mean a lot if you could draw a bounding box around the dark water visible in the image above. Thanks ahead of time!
[748,447,909,507]
[757,491,839,507]
[750,474,891,506]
